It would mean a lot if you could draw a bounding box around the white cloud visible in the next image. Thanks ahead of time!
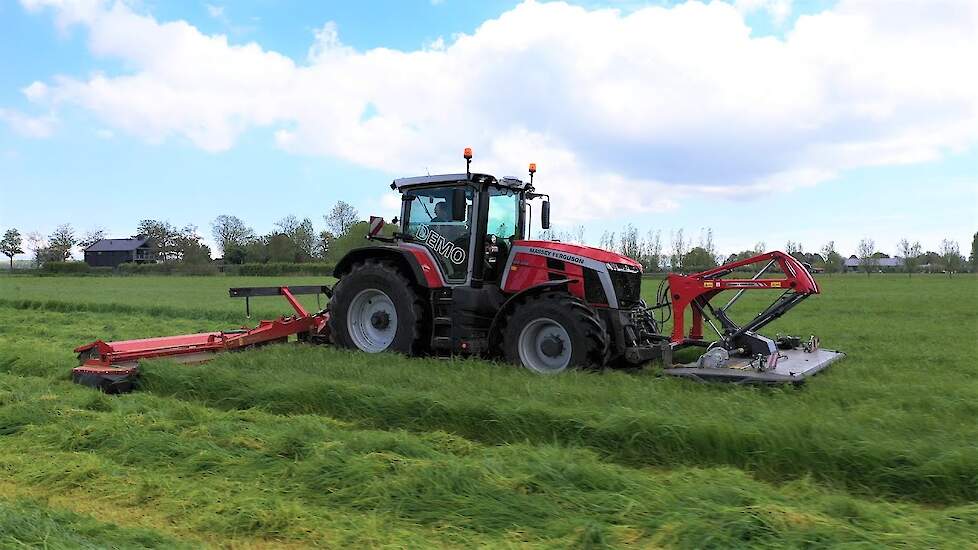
[0,108,57,138]
[22,81,49,101]
[12,0,978,221]
[205,4,223,19]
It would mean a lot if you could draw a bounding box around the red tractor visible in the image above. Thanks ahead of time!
[74,149,843,390]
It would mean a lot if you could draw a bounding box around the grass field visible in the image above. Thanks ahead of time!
[0,274,976,548]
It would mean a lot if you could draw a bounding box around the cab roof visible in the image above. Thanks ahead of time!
[392,173,528,191]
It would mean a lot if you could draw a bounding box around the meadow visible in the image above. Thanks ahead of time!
[0,273,976,548]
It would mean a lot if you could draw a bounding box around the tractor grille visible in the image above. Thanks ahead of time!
[583,267,608,305]
[609,270,642,309]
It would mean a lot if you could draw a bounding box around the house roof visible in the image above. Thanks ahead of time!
[844,257,905,267]
[85,236,151,252]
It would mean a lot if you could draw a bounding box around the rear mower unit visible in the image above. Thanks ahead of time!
[73,149,842,391]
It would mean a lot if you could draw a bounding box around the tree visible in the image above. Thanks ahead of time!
[325,201,359,236]
[897,238,922,278]
[940,238,961,277]
[173,225,211,264]
[48,224,77,261]
[641,229,663,272]
[137,219,179,261]
[970,232,978,272]
[1,229,24,270]
[753,241,766,254]
[267,233,298,263]
[316,230,335,260]
[785,240,802,256]
[619,224,640,260]
[820,241,842,274]
[275,215,316,261]
[325,221,376,265]
[697,228,719,265]
[857,238,876,276]
[211,215,254,259]
[681,246,718,272]
[570,225,585,245]
[25,232,45,267]
[78,228,105,251]
[670,229,687,271]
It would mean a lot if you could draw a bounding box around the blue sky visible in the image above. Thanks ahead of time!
[1,0,975,260]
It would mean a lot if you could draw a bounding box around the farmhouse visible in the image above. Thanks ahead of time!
[83,235,156,268]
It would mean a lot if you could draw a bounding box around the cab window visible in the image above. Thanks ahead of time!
[404,186,473,281]
[486,187,520,241]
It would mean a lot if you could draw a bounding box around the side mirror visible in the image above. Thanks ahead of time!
[541,200,551,229]
[452,188,466,221]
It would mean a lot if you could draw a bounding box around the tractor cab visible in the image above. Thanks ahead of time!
[391,151,549,287]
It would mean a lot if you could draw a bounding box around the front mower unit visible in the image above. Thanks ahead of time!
[660,251,843,385]
[664,339,845,385]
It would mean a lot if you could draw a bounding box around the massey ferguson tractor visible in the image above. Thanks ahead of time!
[73,149,843,391]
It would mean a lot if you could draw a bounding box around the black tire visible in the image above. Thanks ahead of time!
[328,259,427,355]
[501,291,608,374]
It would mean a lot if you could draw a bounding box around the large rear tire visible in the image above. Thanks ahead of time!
[501,291,608,374]
[329,259,427,355]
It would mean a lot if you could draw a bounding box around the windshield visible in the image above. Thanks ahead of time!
[487,187,520,240]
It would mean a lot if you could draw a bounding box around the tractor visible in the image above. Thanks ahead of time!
[73,148,843,391]
[327,149,664,373]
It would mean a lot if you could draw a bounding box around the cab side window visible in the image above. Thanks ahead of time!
[404,187,474,281]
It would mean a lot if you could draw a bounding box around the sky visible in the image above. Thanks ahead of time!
[0,0,976,261]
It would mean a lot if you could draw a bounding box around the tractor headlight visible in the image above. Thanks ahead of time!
[606,262,641,274]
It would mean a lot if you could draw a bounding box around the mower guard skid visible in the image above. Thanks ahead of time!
[663,348,845,385]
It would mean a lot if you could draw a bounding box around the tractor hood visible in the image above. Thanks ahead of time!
[515,240,643,270]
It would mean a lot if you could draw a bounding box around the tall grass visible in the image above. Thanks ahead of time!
[1,274,976,546]
[138,344,978,505]
[0,498,189,549]
[1,372,975,548]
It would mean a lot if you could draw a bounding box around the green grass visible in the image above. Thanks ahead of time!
[0,273,976,547]
[0,498,190,549]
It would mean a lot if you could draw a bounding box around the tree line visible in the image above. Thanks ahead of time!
[537,225,977,276]
[2,214,975,276]
[0,201,362,269]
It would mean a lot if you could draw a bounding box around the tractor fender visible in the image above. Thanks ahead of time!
[487,279,574,348]
[333,245,445,288]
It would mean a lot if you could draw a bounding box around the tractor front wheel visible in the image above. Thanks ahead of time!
[329,260,426,355]
[501,291,608,374]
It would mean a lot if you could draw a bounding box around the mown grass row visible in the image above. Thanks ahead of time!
[3,299,977,507]
[0,497,189,549]
[134,345,978,505]
[1,372,976,548]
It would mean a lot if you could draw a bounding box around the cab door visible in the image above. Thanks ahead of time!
[401,185,476,284]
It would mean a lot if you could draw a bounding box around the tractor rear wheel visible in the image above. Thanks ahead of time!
[329,259,426,355]
[501,291,608,374]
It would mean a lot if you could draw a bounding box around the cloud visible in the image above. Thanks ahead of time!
[0,108,57,138]
[205,4,223,19]
[12,0,978,220]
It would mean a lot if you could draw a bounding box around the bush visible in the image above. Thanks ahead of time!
[40,261,90,274]
[223,262,335,276]
[116,262,219,276]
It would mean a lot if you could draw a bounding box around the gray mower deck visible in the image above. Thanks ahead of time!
[663,348,845,385]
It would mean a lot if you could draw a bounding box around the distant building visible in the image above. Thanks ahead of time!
[83,236,156,268]
[844,255,904,272]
